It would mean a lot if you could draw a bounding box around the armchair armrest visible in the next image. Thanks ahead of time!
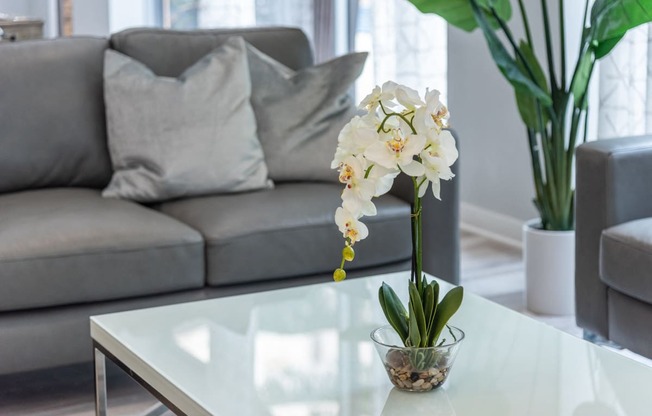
[576,135,652,337]
[389,131,460,284]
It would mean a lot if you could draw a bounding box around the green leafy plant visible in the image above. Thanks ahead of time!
[408,0,652,230]
[379,277,463,349]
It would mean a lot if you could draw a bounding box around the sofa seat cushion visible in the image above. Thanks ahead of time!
[601,218,652,303]
[0,189,204,312]
[158,183,411,286]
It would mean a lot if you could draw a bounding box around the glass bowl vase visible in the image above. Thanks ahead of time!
[370,325,464,392]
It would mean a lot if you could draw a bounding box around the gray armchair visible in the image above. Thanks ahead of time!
[576,135,652,357]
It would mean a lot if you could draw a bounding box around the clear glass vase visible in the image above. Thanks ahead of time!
[370,325,464,392]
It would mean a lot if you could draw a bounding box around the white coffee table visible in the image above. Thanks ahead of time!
[91,272,652,415]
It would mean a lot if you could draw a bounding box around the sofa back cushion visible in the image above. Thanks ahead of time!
[109,27,313,77]
[0,38,113,193]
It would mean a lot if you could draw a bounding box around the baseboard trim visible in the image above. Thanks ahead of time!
[460,203,524,249]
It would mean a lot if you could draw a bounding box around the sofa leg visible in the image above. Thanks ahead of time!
[583,330,623,349]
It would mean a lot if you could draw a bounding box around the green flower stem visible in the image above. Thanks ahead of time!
[378,112,418,134]
[379,100,390,116]
[412,177,423,294]
[364,165,374,179]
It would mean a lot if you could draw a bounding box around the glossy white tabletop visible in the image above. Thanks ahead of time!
[91,272,652,415]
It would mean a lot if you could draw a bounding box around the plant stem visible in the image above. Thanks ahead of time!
[489,8,536,81]
[540,0,558,94]
[582,105,589,144]
[517,0,534,48]
[411,178,423,293]
[581,0,589,33]
[559,0,566,90]
[489,6,557,125]
[527,128,547,223]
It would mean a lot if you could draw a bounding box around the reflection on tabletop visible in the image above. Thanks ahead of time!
[381,387,455,416]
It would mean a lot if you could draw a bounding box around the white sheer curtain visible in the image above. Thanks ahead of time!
[353,0,447,102]
[163,0,320,58]
[160,0,447,100]
[598,23,652,139]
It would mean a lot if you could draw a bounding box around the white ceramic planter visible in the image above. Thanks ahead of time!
[523,219,575,315]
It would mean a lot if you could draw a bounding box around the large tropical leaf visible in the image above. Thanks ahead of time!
[570,47,595,107]
[469,0,552,106]
[514,41,550,131]
[590,0,652,58]
[407,0,512,32]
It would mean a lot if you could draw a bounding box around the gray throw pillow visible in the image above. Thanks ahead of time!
[102,37,272,203]
[247,45,368,182]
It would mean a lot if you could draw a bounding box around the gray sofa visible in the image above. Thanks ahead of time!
[576,135,652,357]
[0,27,459,376]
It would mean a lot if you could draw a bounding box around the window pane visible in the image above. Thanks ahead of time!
[355,0,447,103]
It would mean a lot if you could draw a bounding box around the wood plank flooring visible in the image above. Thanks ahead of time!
[0,229,648,415]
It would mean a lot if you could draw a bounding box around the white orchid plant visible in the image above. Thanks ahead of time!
[332,81,464,349]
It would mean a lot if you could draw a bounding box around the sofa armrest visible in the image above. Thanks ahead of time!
[389,131,460,285]
[576,135,652,337]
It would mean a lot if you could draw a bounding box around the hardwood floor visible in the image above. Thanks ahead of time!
[0,229,647,414]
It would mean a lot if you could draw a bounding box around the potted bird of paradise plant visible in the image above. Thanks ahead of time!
[407,0,652,314]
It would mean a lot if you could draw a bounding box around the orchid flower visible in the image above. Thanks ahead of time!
[338,155,377,217]
[335,207,369,244]
[332,82,457,281]
[364,127,426,177]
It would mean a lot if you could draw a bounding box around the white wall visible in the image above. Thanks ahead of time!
[72,0,109,36]
[449,2,593,243]
[108,0,158,34]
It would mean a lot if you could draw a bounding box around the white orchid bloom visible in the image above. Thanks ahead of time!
[419,130,457,200]
[420,154,454,200]
[335,207,369,244]
[358,84,396,112]
[395,84,425,110]
[364,162,399,196]
[364,128,426,177]
[424,129,458,166]
[380,80,398,97]
[338,155,377,217]
[331,116,380,170]
[424,88,449,130]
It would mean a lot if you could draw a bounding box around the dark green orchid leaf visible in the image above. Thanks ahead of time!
[379,283,408,343]
[409,281,427,346]
[424,283,435,331]
[429,286,464,345]
[408,302,422,347]
[425,281,440,339]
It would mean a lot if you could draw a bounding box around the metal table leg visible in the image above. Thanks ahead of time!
[94,347,108,416]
